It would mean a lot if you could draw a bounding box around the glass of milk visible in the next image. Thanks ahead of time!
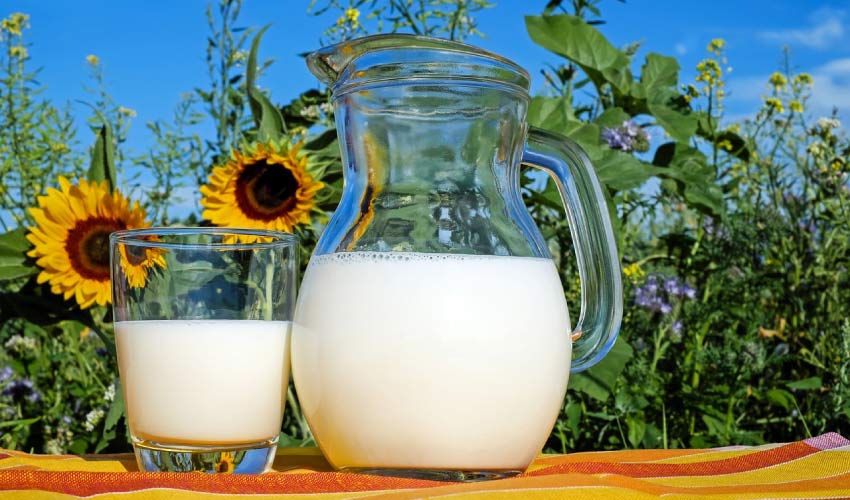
[110,228,297,474]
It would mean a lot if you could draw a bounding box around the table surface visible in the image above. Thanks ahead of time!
[1,433,849,499]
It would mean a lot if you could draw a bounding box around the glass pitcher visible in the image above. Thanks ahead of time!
[292,34,622,481]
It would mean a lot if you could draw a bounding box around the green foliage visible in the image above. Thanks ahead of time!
[529,2,850,453]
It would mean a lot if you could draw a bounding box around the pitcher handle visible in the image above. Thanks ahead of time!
[522,127,623,373]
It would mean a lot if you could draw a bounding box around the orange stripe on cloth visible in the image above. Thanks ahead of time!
[0,470,443,496]
[525,439,818,478]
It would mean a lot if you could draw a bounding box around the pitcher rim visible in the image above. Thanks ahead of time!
[307,33,531,92]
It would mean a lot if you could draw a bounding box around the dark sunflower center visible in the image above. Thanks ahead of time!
[124,244,148,266]
[235,159,299,222]
[66,217,126,281]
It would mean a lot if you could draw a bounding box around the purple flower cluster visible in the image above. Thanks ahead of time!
[0,365,41,403]
[633,274,696,314]
[702,216,729,239]
[601,120,650,153]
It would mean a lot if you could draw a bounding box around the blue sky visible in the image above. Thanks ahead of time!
[5,0,850,165]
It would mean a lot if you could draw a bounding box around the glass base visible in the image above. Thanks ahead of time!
[341,467,522,482]
[132,437,277,473]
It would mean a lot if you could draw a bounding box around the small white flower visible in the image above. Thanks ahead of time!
[118,106,137,118]
[45,439,63,455]
[817,117,841,130]
[83,408,105,432]
[4,335,37,353]
[104,383,116,402]
[299,105,320,119]
[807,142,825,157]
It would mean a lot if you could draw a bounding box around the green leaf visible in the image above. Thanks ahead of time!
[88,124,117,191]
[625,413,646,448]
[766,388,796,410]
[564,401,582,439]
[786,377,822,390]
[528,95,571,131]
[278,432,304,448]
[653,141,721,215]
[594,150,659,190]
[0,227,36,282]
[246,25,285,141]
[700,411,726,436]
[648,99,697,144]
[525,14,631,94]
[683,183,724,215]
[640,53,679,94]
[594,107,630,129]
[569,337,633,401]
[0,417,39,430]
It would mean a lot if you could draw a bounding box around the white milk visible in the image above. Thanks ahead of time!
[116,320,291,445]
[292,252,571,471]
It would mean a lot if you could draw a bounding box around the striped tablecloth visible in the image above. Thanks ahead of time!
[1,433,849,499]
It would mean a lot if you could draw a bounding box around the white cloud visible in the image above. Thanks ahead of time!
[818,58,850,75]
[808,57,850,115]
[757,10,845,49]
[674,42,687,56]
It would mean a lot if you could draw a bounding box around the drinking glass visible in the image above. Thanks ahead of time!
[110,228,298,474]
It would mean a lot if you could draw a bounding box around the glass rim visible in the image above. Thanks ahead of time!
[110,227,298,250]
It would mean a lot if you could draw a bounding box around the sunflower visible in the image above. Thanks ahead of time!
[215,452,236,474]
[200,141,324,236]
[118,237,167,289]
[26,177,152,309]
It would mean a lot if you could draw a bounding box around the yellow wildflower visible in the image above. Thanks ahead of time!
[623,262,645,282]
[717,139,733,151]
[229,50,247,65]
[768,72,788,90]
[50,143,70,154]
[764,97,784,114]
[86,54,99,66]
[345,8,360,23]
[336,16,346,27]
[696,59,722,85]
[9,46,27,59]
[1,13,30,37]
[789,100,804,113]
[793,73,813,88]
[707,38,725,54]
[727,124,741,133]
